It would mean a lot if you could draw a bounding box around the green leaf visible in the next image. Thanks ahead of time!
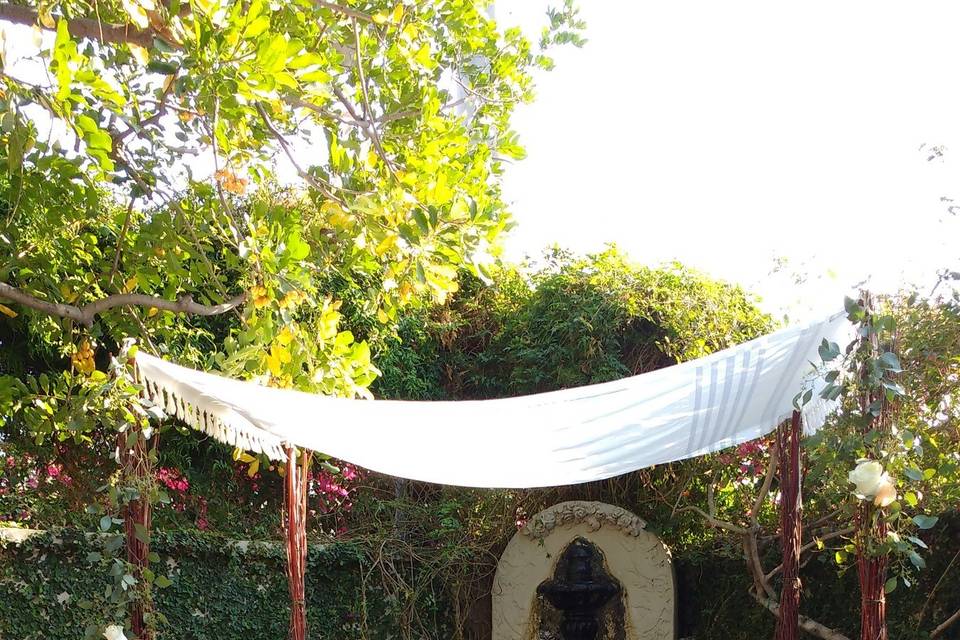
[411,209,430,234]
[907,535,929,549]
[244,16,271,39]
[99,515,112,531]
[912,515,939,530]
[286,230,310,260]
[878,351,902,372]
[844,296,865,321]
[146,60,179,75]
[86,129,112,152]
[818,339,841,362]
[881,380,906,397]
[154,575,173,588]
[883,577,897,594]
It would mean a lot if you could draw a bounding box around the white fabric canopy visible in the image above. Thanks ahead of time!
[134,312,851,488]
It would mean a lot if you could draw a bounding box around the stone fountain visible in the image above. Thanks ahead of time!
[537,538,622,640]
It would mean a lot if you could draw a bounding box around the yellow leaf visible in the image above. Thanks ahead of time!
[372,12,389,24]
[123,275,138,293]
[247,458,260,477]
[129,43,150,66]
[147,307,159,318]
[329,212,353,229]
[0,303,17,318]
[320,200,343,216]
[399,280,413,303]
[265,352,281,376]
[39,6,55,28]
[162,73,176,94]
[121,0,150,29]
[238,452,255,464]
[277,327,294,346]
[391,3,404,23]
[376,307,388,324]
[59,284,78,303]
[375,233,397,256]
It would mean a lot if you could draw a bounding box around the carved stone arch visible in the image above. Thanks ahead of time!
[492,501,675,640]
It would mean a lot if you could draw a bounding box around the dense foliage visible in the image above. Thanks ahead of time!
[4,516,958,640]
[5,245,960,638]
[374,246,774,400]
[0,0,586,635]
[0,529,411,640]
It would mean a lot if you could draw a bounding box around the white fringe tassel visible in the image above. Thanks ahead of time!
[137,369,286,461]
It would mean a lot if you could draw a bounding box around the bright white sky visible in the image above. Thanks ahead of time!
[4,3,959,321]
[497,2,960,320]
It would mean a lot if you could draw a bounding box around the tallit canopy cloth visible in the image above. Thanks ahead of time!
[134,313,850,488]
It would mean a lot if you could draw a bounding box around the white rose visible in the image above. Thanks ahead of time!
[873,476,898,507]
[848,460,884,497]
[103,625,128,640]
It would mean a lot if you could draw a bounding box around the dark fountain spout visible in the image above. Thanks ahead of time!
[536,538,621,640]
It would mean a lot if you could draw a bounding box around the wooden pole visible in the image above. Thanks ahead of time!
[856,292,889,640]
[284,446,309,640]
[775,410,803,640]
[120,429,153,640]
[856,505,888,640]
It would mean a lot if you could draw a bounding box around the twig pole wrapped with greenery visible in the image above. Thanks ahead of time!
[775,410,803,640]
[284,446,311,640]
[119,428,155,640]
[853,293,892,640]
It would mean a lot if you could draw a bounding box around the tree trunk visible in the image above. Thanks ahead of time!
[284,446,310,640]
[775,411,802,640]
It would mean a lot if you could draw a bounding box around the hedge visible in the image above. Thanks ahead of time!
[2,518,958,640]
[0,528,429,640]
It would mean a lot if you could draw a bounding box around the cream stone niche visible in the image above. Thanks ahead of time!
[492,501,675,640]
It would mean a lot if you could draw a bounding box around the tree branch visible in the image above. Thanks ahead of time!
[676,505,749,535]
[931,607,960,639]
[0,281,246,327]
[0,2,371,46]
[750,592,851,640]
[351,17,397,177]
[919,546,960,630]
[764,526,856,582]
[311,0,373,23]
[255,102,345,206]
[0,3,156,48]
[751,441,778,527]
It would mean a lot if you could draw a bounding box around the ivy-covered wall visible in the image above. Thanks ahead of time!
[4,518,958,640]
[0,528,443,640]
